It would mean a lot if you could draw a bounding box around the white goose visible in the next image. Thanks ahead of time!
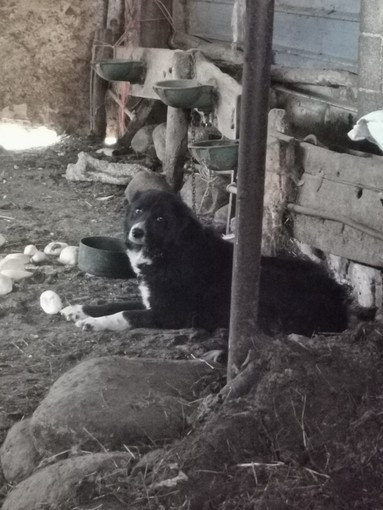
[348,110,383,151]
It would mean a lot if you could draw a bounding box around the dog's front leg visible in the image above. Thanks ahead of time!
[76,309,157,332]
[61,301,144,323]
[76,311,131,331]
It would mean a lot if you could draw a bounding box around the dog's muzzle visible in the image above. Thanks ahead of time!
[128,222,146,245]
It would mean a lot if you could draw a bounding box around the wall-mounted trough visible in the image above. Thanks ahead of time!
[95,59,146,83]
[188,139,239,171]
[153,79,215,111]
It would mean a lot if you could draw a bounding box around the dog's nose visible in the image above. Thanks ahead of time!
[132,227,144,239]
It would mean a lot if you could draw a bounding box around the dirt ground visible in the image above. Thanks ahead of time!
[0,137,136,430]
[0,137,187,493]
[1,137,383,509]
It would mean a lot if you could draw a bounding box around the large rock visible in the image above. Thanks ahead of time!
[0,418,41,484]
[131,124,156,154]
[2,452,131,510]
[66,152,149,185]
[125,170,172,203]
[152,122,167,163]
[180,173,229,215]
[30,357,217,456]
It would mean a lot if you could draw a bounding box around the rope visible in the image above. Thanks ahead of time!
[153,0,175,30]
[195,164,219,215]
[118,82,131,137]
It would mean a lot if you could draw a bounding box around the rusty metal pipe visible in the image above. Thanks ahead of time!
[227,0,275,381]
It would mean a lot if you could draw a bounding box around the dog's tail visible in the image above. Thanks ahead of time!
[348,304,377,329]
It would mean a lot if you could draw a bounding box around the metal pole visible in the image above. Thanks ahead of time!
[227,0,275,381]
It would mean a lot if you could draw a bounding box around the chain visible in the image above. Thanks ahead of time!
[190,115,197,213]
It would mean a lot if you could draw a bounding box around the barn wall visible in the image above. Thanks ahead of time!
[184,0,361,72]
[186,0,235,42]
[273,0,360,71]
[358,0,383,116]
[0,0,105,133]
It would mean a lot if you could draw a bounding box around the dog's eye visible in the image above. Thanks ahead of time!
[156,216,165,223]
[134,208,142,216]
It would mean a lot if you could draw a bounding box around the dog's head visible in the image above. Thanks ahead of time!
[124,190,201,252]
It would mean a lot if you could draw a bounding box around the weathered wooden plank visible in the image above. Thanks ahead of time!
[292,139,383,267]
[296,172,383,233]
[300,143,383,189]
[295,143,383,233]
[293,214,383,268]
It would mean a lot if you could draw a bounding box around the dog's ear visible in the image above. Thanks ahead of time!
[177,202,202,236]
[129,190,142,203]
[123,198,131,216]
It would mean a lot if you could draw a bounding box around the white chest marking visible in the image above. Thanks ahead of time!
[139,282,151,309]
[127,249,152,276]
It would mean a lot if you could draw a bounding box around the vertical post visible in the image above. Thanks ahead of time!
[227,0,275,381]
[164,51,193,190]
[122,0,142,47]
[141,0,173,48]
[90,29,113,137]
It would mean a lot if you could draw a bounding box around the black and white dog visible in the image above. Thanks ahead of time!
[61,190,350,336]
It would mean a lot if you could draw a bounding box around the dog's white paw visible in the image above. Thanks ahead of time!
[76,312,130,332]
[75,317,103,331]
[61,304,88,322]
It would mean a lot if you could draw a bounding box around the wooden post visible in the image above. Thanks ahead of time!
[227,0,275,381]
[164,107,190,190]
[117,0,172,48]
[164,51,193,190]
[90,29,113,137]
[141,0,173,48]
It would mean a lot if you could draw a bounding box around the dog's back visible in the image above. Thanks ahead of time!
[125,191,351,336]
[258,257,350,335]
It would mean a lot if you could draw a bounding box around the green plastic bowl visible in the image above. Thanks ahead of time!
[188,139,239,171]
[78,236,135,278]
[95,59,145,83]
[153,79,215,110]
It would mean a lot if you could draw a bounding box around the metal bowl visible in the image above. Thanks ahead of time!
[78,236,135,278]
[188,139,239,171]
[95,59,145,83]
[153,79,215,110]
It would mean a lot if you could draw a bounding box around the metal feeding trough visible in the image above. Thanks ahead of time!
[95,59,145,83]
[78,236,135,279]
[153,79,215,110]
[188,139,239,171]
